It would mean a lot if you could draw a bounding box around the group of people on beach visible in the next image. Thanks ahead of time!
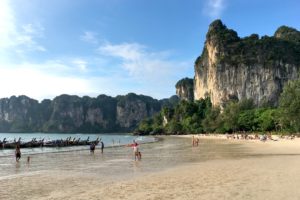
[15,138,141,163]
[90,140,104,154]
[226,133,277,141]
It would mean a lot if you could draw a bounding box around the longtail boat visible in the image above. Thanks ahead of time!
[0,137,100,149]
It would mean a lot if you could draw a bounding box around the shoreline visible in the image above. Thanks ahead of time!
[174,133,300,143]
[2,135,300,199]
[175,133,300,158]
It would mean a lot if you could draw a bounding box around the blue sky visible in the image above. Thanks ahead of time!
[0,0,299,101]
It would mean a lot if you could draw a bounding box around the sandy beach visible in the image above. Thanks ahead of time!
[1,135,300,200]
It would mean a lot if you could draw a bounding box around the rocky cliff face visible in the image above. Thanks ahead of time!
[194,20,300,107]
[0,96,43,132]
[175,78,194,101]
[116,93,161,129]
[0,93,178,133]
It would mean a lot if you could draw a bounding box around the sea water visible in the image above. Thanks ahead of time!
[0,133,155,157]
[0,136,250,181]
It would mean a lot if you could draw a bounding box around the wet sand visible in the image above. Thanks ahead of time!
[1,136,300,200]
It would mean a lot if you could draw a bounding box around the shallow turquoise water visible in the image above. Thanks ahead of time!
[0,136,250,181]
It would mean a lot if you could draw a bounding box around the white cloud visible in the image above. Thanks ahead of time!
[22,23,44,37]
[0,61,95,101]
[0,56,139,100]
[80,31,98,44]
[0,0,17,48]
[203,0,225,18]
[16,28,46,52]
[0,0,46,54]
[98,42,180,79]
[72,59,88,71]
[99,43,144,61]
[96,41,192,99]
[0,58,172,101]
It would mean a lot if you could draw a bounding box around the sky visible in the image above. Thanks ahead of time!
[0,0,299,101]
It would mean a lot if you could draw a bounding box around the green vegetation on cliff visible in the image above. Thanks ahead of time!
[175,78,194,101]
[279,77,300,132]
[136,21,300,135]
[195,20,300,68]
[136,76,300,135]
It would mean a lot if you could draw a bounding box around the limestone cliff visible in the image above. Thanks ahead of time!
[0,96,42,132]
[115,93,161,130]
[0,94,178,133]
[194,20,300,107]
[175,78,194,101]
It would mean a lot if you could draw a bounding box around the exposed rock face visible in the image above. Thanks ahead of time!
[0,96,42,132]
[175,78,194,101]
[116,93,160,129]
[194,20,300,107]
[0,93,178,133]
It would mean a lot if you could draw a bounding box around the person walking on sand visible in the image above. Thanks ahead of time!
[100,141,104,154]
[15,145,21,162]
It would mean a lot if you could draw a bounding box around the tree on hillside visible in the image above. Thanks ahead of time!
[202,107,221,132]
[279,77,300,132]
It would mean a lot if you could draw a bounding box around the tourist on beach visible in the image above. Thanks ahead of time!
[100,141,104,154]
[128,140,140,161]
[192,136,195,146]
[195,137,199,146]
[15,145,21,162]
[90,143,96,153]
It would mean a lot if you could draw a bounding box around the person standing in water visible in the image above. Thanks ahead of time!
[100,141,104,154]
[195,137,199,146]
[128,140,140,161]
[15,145,21,162]
[90,143,96,154]
[192,135,195,146]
